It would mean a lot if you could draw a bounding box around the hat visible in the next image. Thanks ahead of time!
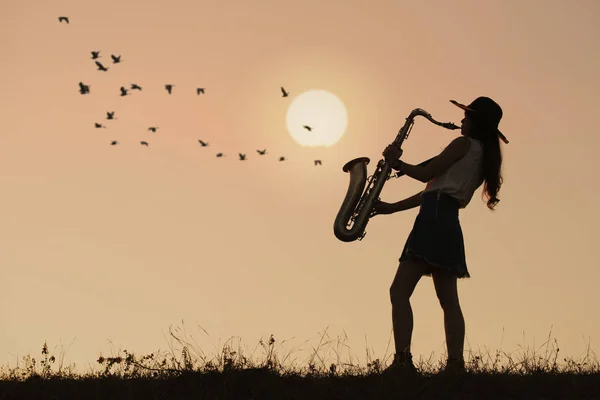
[450,97,509,144]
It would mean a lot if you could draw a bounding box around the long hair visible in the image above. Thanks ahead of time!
[468,115,504,211]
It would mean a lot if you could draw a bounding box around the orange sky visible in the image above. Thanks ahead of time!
[1,0,599,373]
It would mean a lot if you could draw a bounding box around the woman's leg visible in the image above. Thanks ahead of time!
[432,270,465,361]
[389,260,427,355]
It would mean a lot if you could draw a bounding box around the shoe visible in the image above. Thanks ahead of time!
[381,352,419,378]
[439,358,466,375]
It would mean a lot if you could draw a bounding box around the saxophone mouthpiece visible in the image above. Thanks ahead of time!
[444,122,460,130]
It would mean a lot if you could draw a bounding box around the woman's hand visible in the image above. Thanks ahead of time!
[371,200,397,216]
[383,144,403,164]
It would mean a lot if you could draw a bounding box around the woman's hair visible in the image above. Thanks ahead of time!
[468,113,504,211]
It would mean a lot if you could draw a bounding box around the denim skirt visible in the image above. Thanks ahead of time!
[399,190,470,279]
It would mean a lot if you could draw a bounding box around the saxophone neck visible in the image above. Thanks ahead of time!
[410,108,460,130]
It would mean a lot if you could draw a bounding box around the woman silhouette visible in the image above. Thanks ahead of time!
[373,97,508,376]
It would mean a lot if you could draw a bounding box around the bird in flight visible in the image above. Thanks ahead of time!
[140,141,149,146]
[111,55,122,63]
[216,153,224,157]
[257,149,267,155]
[239,153,246,161]
[110,141,118,145]
[303,125,312,131]
[95,123,106,129]
[198,140,209,146]
[196,88,205,95]
[91,51,101,59]
[165,84,174,94]
[106,111,115,120]
[58,16,69,24]
[281,87,289,97]
[314,160,322,166]
[119,87,129,96]
[279,156,286,161]
[148,127,158,133]
[131,83,142,91]
[78,82,90,95]
[95,61,108,71]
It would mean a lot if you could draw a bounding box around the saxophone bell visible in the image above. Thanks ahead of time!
[342,157,371,173]
[332,157,371,242]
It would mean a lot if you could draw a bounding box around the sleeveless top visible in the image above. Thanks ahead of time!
[422,137,485,208]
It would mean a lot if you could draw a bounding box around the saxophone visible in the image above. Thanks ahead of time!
[333,108,460,242]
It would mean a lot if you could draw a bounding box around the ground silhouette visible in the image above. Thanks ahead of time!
[1,325,598,399]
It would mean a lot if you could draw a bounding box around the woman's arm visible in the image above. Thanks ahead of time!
[392,137,471,183]
[391,191,423,212]
[392,157,435,173]
[394,161,428,182]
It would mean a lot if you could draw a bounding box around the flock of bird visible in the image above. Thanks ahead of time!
[59,16,324,166]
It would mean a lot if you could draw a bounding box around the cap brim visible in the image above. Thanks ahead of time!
[450,100,509,144]
[497,130,509,144]
[450,99,475,112]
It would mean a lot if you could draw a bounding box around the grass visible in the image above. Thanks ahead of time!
[1,323,598,400]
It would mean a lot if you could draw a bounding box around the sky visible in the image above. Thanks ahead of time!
[1,0,599,374]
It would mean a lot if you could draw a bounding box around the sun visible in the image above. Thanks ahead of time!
[286,89,348,148]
